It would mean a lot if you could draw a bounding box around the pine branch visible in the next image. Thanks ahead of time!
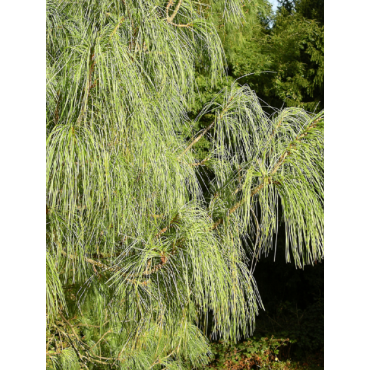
[166,0,183,23]
[211,117,323,230]
[76,48,96,125]
[60,246,171,280]
[178,95,235,160]
[110,16,125,38]
[165,0,192,27]
[89,329,112,351]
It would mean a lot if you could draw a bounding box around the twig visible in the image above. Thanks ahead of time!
[166,0,183,23]
[178,96,235,160]
[165,0,192,27]
[189,156,211,166]
[110,16,125,37]
[89,329,112,351]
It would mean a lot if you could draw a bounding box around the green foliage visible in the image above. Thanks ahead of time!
[264,9,324,111]
[206,334,323,369]
[46,251,67,324]
[201,0,324,111]
[188,1,274,116]
[46,0,324,368]
[288,0,324,26]
[207,336,296,369]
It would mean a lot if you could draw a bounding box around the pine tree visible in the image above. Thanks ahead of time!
[46,0,324,368]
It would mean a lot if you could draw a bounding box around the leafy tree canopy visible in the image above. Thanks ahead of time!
[197,0,324,111]
[278,0,324,25]
[46,0,324,368]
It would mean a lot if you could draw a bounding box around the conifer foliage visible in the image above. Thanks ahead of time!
[46,0,324,368]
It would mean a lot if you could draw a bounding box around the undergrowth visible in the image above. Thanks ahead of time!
[206,335,323,369]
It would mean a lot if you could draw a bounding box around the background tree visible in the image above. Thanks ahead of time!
[197,0,324,111]
[263,0,324,110]
[46,0,324,368]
